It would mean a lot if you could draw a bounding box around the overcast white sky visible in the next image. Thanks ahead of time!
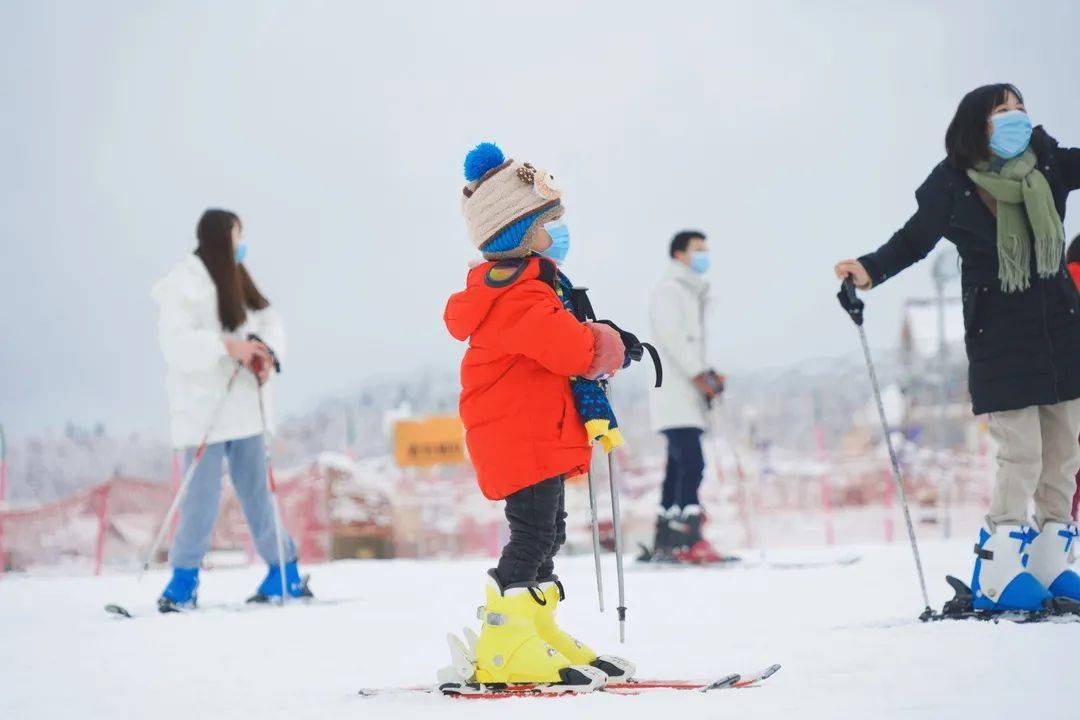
[2,0,1079,440]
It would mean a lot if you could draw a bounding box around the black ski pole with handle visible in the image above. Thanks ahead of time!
[838,278,933,620]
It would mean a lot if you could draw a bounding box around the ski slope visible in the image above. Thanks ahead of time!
[0,539,1074,719]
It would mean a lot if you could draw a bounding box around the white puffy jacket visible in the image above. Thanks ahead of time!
[648,260,711,431]
[151,254,286,449]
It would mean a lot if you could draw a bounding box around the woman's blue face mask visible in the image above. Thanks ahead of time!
[540,221,570,265]
[989,109,1032,160]
[235,243,248,263]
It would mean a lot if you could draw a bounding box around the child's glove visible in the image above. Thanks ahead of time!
[584,322,626,380]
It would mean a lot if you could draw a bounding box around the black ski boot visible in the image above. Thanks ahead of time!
[671,506,740,565]
[637,508,679,563]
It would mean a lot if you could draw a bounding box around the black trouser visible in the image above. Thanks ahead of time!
[660,428,705,510]
[495,475,566,586]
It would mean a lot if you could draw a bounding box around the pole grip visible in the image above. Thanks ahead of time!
[837,277,865,327]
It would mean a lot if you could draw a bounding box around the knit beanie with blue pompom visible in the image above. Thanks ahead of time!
[460,142,565,260]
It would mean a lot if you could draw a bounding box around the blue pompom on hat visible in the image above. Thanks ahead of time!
[464,142,506,182]
[460,142,564,260]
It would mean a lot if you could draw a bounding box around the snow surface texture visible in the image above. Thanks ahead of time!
[0,540,1073,719]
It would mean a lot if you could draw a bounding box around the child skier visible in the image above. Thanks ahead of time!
[443,142,633,692]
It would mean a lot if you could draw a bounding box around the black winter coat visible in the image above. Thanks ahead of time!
[859,127,1080,415]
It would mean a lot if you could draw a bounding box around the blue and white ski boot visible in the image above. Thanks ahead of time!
[1026,521,1080,602]
[971,523,1051,612]
[158,567,199,613]
[246,561,313,603]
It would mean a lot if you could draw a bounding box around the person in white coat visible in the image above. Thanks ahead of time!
[647,230,726,562]
[151,208,310,611]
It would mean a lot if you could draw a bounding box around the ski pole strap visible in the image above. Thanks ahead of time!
[563,277,663,387]
[571,286,597,322]
[640,342,662,388]
[594,319,664,388]
[837,277,865,327]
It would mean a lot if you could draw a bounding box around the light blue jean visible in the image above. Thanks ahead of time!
[169,433,297,569]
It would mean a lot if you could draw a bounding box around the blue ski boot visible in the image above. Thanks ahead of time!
[1026,521,1080,601]
[246,561,313,604]
[158,567,199,613]
[971,523,1051,612]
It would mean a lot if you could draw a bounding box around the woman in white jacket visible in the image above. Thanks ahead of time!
[151,208,309,611]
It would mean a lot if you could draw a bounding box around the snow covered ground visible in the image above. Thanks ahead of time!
[0,539,1074,719]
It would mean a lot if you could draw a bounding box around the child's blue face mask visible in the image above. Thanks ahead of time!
[989,110,1032,160]
[690,250,710,274]
[235,243,247,263]
[540,221,570,265]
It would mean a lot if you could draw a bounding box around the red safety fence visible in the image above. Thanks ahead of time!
[0,435,1001,577]
[0,465,333,576]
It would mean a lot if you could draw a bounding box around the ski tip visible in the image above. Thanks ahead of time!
[759,663,782,680]
[726,663,782,689]
[105,603,132,618]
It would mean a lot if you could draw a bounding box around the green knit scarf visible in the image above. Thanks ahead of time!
[967,149,1065,293]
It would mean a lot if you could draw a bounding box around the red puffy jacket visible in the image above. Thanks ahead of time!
[444,257,596,500]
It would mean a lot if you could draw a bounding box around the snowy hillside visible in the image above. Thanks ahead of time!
[0,540,1074,719]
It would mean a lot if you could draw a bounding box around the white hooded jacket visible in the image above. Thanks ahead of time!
[151,254,286,448]
[648,259,711,431]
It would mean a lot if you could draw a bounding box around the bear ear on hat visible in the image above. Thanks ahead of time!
[464,142,505,182]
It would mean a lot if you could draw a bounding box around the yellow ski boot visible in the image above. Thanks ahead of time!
[473,571,606,692]
[535,576,635,680]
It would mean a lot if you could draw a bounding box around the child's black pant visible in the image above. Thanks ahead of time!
[495,475,566,586]
[661,427,705,509]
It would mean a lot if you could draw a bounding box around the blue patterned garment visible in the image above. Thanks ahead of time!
[555,271,624,452]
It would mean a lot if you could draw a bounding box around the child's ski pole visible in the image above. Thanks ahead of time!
[586,469,605,613]
[606,448,628,643]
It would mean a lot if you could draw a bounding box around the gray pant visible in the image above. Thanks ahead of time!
[987,398,1080,527]
[169,433,297,569]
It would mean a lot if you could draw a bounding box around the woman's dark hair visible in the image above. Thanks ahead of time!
[945,83,1024,170]
[195,209,269,331]
[1068,234,1080,265]
[669,230,706,258]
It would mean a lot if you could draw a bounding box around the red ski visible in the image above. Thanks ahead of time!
[358,664,780,699]
[605,663,780,693]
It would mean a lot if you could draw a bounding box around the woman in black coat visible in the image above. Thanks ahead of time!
[834,84,1080,612]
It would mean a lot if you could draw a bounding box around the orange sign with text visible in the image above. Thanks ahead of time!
[393,415,466,468]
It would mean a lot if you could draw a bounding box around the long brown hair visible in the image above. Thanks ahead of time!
[195,209,269,331]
